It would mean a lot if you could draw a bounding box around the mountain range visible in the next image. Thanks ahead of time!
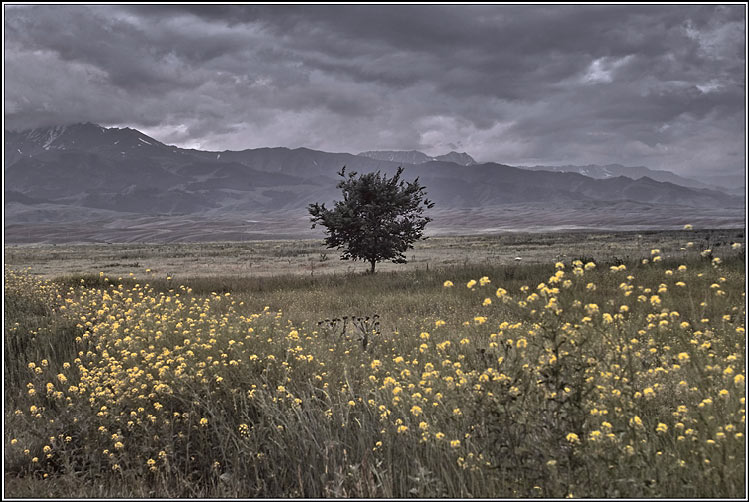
[515,163,744,195]
[358,150,476,166]
[4,123,745,243]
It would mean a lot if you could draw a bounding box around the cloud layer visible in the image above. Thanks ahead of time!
[4,4,745,176]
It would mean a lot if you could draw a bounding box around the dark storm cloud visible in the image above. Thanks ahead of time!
[4,4,745,176]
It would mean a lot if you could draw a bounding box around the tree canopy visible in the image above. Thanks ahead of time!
[308,166,434,273]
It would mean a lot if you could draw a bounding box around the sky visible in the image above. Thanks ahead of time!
[4,4,746,177]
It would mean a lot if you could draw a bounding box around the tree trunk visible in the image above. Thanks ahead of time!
[369,259,376,274]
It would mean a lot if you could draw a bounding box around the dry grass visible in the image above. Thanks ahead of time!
[5,228,743,279]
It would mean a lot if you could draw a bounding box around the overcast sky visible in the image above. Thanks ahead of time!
[4,4,746,176]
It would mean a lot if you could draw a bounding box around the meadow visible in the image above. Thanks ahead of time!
[4,228,746,498]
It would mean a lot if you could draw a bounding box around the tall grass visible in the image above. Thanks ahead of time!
[4,238,746,498]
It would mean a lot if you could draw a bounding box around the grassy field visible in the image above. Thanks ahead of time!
[4,228,746,498]
[5,228,744,278]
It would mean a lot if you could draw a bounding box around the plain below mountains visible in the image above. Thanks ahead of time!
[4,123,745,243]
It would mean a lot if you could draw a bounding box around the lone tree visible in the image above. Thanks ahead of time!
[308,166,434,274]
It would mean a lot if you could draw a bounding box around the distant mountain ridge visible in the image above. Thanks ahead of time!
[515,163,743,195]
[4,123,744,242]
[358,150,476,166]
[356,150,741,195]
